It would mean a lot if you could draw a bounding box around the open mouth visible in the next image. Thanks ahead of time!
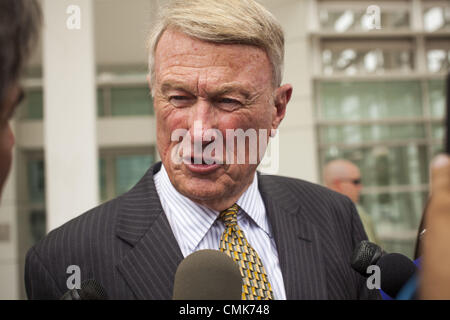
[182,155,220,165]
[183,156,222,174]
[192,157,214,165]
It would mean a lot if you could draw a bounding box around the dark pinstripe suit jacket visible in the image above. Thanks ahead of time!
[25,162,380,300]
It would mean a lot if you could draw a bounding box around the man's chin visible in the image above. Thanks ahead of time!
[178,184,226,204]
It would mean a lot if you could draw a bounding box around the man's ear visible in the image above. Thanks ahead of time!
[333,179,342,192]
[272,84,293,130]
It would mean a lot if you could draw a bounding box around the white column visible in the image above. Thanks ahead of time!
[43,0,98,231]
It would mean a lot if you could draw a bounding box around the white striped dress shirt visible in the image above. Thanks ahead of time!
[154,164,287,300]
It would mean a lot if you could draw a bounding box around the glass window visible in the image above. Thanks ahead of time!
[321,144,429,188]
[22,88,107,119]
[423,4,450,32]
[431,123,445,140]
[428,80,446,118]
[320,123,426,145]
[360,191,427,230]
[315,0,450,260]
[360,191,427,258]
[97,88,105,117]
[427,49,450,73]
[99,149,157,202]
[110,87,153,116]
[322,46,413,75]
[318,4,410,32]
[319,81,423,120]
[24,90,43,120]
[27,159,45,204]
[99,158,107,201]
[29,210,46,243]
[115,154,155,196]
[27,158,47,245]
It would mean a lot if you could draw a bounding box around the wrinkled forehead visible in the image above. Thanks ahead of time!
[153,29,273,87]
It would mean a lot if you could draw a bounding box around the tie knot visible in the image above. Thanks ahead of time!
[219,204,239,227]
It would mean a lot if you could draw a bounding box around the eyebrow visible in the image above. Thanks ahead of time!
[160,81,256,100]
[161,82,191,94]
[213,84,254,100]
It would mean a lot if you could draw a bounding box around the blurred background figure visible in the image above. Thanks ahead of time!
[323,159,380,245]
[0,0,41,200]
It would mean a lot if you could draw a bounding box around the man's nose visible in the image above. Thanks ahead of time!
[188,99,217,145]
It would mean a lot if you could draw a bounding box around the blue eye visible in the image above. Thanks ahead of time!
[216,98,242,111]
[169,96,193,107]
[171,96,188,100]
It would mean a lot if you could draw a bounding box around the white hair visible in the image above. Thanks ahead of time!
[147,0,285,90]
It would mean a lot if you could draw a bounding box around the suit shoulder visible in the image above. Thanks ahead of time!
[259,173,360,234]
[25,196,125,299]
[31,196,122,255]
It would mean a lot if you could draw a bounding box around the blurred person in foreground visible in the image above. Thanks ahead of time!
[0,1,41,201]
[421,154,450,299]
[25,0,379,300]
[323,159,380,245]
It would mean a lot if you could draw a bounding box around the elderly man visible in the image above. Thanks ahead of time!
[323,159,380,245]
[25,0,378,300]
[0,1,41,201]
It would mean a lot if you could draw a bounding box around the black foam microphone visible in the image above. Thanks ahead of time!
[60,279,108,300]
[351,240,385,276]
[376,253,417,298]
[172,249,242,300]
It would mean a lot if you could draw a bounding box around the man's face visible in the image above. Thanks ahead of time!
[151,29,291,211]
[337,166,362,204]
[0,85,21,200]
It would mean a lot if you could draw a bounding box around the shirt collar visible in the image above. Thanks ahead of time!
[236,173,270,235]
[156,164,270,254]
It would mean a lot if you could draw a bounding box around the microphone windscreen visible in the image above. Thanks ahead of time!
[173,249,242,300]
[376,253,417,298]
[351,240,384,275]
[78,279,108,300]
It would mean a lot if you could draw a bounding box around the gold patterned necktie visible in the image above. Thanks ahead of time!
[219,204,273,300]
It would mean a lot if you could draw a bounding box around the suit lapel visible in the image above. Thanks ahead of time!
[113,163,328,299]
[258,175,328,299]
[115,162,184,299]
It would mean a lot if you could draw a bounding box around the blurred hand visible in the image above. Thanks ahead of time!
[421,154,450,299]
